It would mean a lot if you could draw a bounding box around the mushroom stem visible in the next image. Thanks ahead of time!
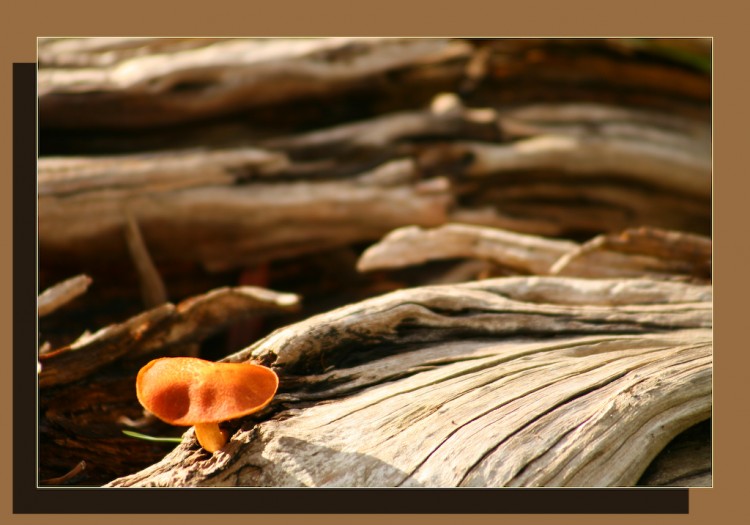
[194,423,227,452]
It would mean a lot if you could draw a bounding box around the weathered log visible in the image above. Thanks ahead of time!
[39,98,711,279]
[38,148,452,273]
[261,92,501,158]
[357,223,712,283]
[550,227,712,282]
[357,223,578,276]
[107,277,711,487]
[38,38,472,129]
[38,286,299,388]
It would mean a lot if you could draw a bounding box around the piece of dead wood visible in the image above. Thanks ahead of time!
[38,38,472,129]
[443,132,711,236]
[497,102,712,146]
[357,224,712,283]
[108,276,711,488]
[124,210,168,308]
[262,92,501,157]
[550,227,712,281]
[638,418,711,487]
[39,460,88,486]
[38,274,92,318]
[357,223,577,276]
[38,147,288,197]
[445,132,710,199]
[38,286,300,388]
[437,102,710,237]
[38,148,452,273]
[39,98,710,277]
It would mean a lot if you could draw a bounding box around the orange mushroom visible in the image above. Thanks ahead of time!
[135,357,279,453]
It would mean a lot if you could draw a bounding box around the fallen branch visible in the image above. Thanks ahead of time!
[108,277,711,488]
[38,149,452,272]
[124,210,168,308]
[357,224,712,283]
[39,38,472,128]
[550,227,712,282]
[38,286,300,388]
[38,274,93,318]
[357,223,577,276]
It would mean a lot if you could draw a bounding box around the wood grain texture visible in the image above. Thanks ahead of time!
[38,148,451,272]
[37,38,713,487]
[550,227,712,282]
[39,286,299,388]
[357,223,579,275]
[108,277,711,487]
[38,38,471,128]
[357,223,711,283]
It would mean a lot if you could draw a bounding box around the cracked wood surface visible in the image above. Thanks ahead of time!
[357,223,711,283]
[108,277,711,487]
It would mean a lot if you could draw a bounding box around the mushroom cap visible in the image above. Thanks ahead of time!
[136,357,279,426]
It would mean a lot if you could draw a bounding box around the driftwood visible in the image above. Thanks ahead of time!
[38,99,711,277]
[447,101,710,237]
[550,227,712,281]
[39,285,299,388]
[38,148,451,273]
[38,284,300,484]
[357,223,578,276]
[38,39,711,282]
[38,38,472,129]
[107,277,711,487]
[358,223,711,283]
[37,274,92,318]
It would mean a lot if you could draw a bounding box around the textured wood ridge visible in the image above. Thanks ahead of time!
[108,277,711,487]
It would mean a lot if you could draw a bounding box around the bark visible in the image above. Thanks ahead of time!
[107,277,711,488]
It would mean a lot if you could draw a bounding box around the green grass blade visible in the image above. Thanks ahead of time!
[122,429,183,443]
